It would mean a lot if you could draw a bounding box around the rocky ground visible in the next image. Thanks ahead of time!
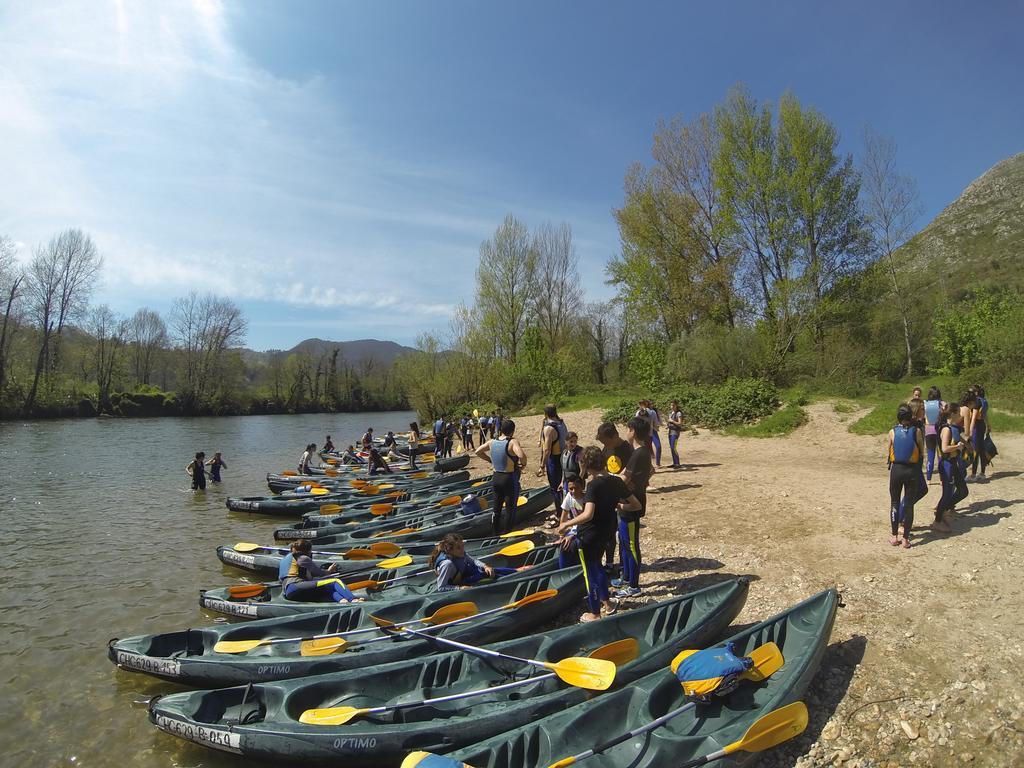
[466,402,1024,767]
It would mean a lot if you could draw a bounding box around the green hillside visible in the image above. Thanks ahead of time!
[897,152,1024,298]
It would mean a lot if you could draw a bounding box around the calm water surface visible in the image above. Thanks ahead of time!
[0,411,416,767]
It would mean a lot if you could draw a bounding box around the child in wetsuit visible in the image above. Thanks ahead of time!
[205,452,226,483]
[557,475,585,569]
[430,533,496,591]
[282,539,357,603]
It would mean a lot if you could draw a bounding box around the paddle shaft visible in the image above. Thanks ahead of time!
[399,625,557,672]
[353,542,547,589]
[560,701,696,765]
[361,672,558,717]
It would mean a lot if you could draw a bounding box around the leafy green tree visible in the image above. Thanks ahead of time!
[476,215,538,362]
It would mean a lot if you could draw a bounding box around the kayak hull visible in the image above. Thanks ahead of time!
[109,567,585,688]
[148,579,749,766]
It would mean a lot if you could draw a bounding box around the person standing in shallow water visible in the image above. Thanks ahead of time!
[205,452,226,483]
[186,451,206,490]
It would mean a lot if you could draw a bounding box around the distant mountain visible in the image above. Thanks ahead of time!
[244,338,417,368]
[896,152,1024,297]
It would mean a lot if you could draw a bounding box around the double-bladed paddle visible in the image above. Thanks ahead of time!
[232,541,402,558]
[381,624,616,691]
[225,554,415,598]
[298,637,639,725]
[544,642,785,767]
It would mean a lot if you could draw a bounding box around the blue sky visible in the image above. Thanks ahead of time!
[1,1,1021,350]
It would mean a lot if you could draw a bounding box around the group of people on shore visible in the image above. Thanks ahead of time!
[427,411,506,458]
[472,401,684,622]
[886,384,996,548]
[184,451,227,490]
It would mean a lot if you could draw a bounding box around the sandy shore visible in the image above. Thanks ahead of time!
[463,403,1024,766]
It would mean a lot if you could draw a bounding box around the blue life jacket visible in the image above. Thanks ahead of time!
[491,438,519,474]
[924,400,941,426]
[433,419,444,437]
[278,553,295,581]
[942,424,963,459]
[542,419,570,455]
[890,424,921,465]
[979,396,989,421]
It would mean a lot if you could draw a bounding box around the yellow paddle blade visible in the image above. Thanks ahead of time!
[726,701,808,755]
[368,542,402,557]
[213,638,267,654]
[588,637,640,667]
[311,487,330,496]
[299,636,350,657]
[324,469,339,477]
[499,528,536,539]
[325,458,339,465]
[370,504,395,516]
[376,554,414,569]
[543,657,616,690]
[233,542,263,553]
[346,579,380,591]
[471,480,487,487]
[299,705,366,725]
[361,485,381,495]
[319,504,342,514]
[472,409,479,418]
[228,584,267,598]
[742,642,783,681]
[509,589,558,608]
[496,540,535,557]
[371,601,479,628]
[378,483,395,489]
[343,549,378,560]
[516,495,528,506]
[438,495,461,507]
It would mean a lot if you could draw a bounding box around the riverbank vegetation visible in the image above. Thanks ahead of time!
[3,83,1020,424]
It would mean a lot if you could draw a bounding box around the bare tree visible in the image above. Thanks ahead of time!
[170,292,247,409]
[0,236,24,394]
[475,214,538,362]
[128,308,168,386]
[24,229,102,411]
[581,300,617,384]
[87,304,128,409]
[532,222,582,351]
[860,129,922,377]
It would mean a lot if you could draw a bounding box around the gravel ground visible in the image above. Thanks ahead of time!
[464,402,1024,767]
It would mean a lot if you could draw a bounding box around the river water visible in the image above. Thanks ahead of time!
[0,411,417,767]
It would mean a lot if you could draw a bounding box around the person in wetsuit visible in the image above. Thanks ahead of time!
[923,388,944,481]
[323,435,335,453]
[887,403,924,549]
[367,447,392,476]
[560,431,582,496]
[186,451,206,490]
[933,403,969,533]
[429,533,512,591]
[970,384,990,481]
[595,422,634,574]
[616,416,653,597]
[282,539,357,603]
[475,419,528,535]
[205,452,226,483]
[538,404,570,509]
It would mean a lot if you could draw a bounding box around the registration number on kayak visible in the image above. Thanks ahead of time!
[154,714,242,754]
[114,651,180,678]
[233,501,258,510]
[221,550,257,567]
[202,598,259,617]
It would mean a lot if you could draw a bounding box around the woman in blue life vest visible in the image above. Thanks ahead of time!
[537,404,570,508]
[282,539,357,603]
[429,533,509,591]
[475,419,528,535]
[933,403,969,533]
[923,388,944,480]
[886,403,924,549]
[969,384,991,481]
[205,452,226,483]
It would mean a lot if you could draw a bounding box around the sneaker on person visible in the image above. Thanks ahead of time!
[616,586,642,597]
[610,578,624,588]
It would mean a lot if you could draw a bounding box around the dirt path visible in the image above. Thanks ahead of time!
[467,403,1024,766]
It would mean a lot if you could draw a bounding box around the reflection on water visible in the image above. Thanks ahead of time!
[0,411,415,767]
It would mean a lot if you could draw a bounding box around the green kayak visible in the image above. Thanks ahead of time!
[406,588,838,768]
[216,531,549,577]
[272,486,552,545]
[109,567,584,687]
[199,543,563,619]
[147,579,749,765]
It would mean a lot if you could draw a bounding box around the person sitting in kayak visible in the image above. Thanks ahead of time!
[341,445,365,465]
[282,539,358,603]
[361,427,374,452]
[205,452,226,483]
[366,447,392,475]
[429,533,514,591]
[323,435,335,453]
[382,430,397,452]
[186,451,206,490]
